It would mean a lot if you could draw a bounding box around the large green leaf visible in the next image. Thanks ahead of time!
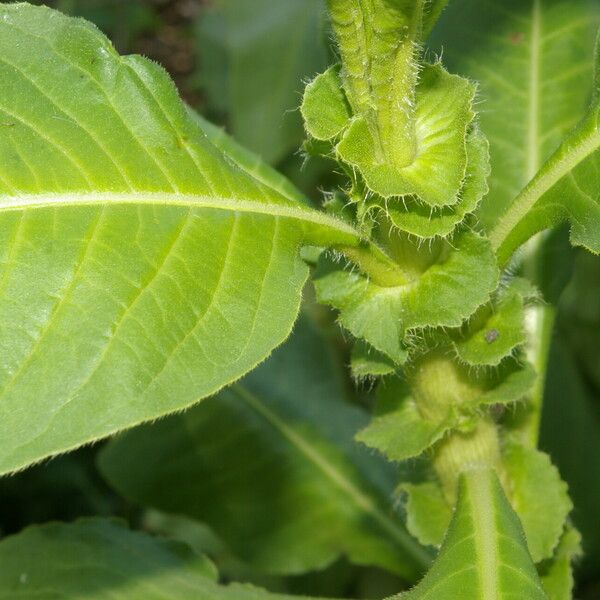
[196,0,328,164]
[391,469,548,600]
[490,62,600,262]
[431,0,600,231]
[0,518,329,599]
[98,317,431,580]
[191,110,308,205]
[0,4,360,475]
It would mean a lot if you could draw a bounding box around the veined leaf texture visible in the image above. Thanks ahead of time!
[0,4,358,474]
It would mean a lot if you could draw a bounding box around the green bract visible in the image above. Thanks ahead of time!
[384,127,490,238]
[350,339,398,378]
[453,279,534,366]
[314,231,498,364]
[336,64,475,205]
[301,61,488,236]
[355,377,456,462]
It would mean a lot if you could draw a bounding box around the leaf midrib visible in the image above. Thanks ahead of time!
[0,191,359,237]
[229,383,432,573]
[470,470,498,600]
[526,0,541,181]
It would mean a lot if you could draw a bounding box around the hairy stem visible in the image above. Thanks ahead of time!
[408,352,503,502]
[433,419,502,504]
[326,0,424,166]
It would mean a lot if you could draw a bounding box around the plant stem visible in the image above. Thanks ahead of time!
[408,352,503,503]
[433,419,502,504]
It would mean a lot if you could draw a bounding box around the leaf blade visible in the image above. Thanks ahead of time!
[196,0,328,164]
[0,518,330,600]
[0,3,358,474]
[394,469,548,600]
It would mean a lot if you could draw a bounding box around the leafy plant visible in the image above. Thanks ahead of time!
[0,1,599,598]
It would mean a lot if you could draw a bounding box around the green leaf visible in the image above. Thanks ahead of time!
[557,249,600,389]
[313,231,498,364]
[0,4,360,475]
[392,469,548,600]
[431,0,600,231]
[396,437,568,557]
[540,333,600,575]
[490,55,600,262]
[423,0,449,38]
[196,0,328,164]
[0,518,328,599]
[469,362,536,409]
[356,377,455,462]
[190,110,308,205]
[539,526,582,600]
[358,361,535,466]
[399,481,452,549]
[98,317,431,579]
[503,442,572,563]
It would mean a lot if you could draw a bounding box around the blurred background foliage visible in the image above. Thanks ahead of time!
[3,1,600,598]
